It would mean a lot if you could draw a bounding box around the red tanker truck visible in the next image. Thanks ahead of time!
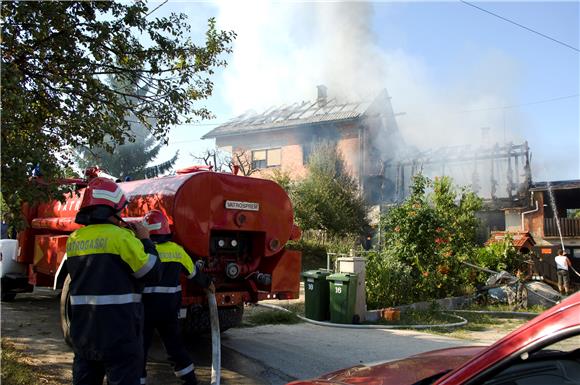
[2,167,301,339]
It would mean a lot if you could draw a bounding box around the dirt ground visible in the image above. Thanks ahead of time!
[1,288,268,385]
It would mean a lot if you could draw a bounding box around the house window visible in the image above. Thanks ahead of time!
[252,148,281,169]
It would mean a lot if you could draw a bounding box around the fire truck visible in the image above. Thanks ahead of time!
[0,167,302,340]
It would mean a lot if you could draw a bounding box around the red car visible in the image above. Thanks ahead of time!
[287,292,580,385]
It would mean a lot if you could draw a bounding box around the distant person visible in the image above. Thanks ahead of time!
[1,213,16,239]
[555,249,572,295]
[140,210,214,385]
[1,220,9,239]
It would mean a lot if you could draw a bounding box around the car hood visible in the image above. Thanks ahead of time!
[288,346,485,385]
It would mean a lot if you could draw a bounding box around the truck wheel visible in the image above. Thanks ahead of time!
[60,275,73,347]
[217,305,244,332]
[1,292,16,302]
[183,305,244,337]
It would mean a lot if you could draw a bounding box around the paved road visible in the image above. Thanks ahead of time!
[222,323,471,384]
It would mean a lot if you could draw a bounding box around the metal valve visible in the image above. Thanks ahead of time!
[225,262,240,279]
[255,273,272,286]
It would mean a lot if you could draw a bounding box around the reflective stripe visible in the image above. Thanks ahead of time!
[142,285,182,294]
[144,222,162,231]
[140,378,146,385]
[92,188,124,204]
[70,293,142,305]
[133,254,158,278]
[174,363,194,377]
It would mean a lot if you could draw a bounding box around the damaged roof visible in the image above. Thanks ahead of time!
[530,180,580,191]
[202,98,374,139]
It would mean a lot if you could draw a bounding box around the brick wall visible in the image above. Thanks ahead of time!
[216,123,363,181]
[337,137,360,179]
[251,144,308,180]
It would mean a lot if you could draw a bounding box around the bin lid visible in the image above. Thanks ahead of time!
[326,272,357,282]
[301,269,332,279]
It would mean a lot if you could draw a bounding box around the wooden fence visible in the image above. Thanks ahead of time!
[544,218,580,237]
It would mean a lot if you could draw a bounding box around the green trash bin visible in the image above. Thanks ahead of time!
[327,273,358,324]
[301,269,331,321]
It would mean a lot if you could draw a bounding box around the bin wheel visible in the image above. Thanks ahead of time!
[1,292,16,302]
[60,275,73,347]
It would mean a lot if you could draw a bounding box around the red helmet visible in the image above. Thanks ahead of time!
[80,177,128,213]
[142,210,171,235]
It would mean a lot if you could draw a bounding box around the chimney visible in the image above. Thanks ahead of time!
[317,85,327,107]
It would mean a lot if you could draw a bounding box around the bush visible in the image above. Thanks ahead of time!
[287,240,328,271]
[472,235,524,284]
[365,250,415,308]
[291,140,369,236]
[289,234,363,271]
[378,174,482,302]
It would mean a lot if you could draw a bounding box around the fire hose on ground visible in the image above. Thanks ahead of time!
[257,303,469,329]
[207,290,221,385]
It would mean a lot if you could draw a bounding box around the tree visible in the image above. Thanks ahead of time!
[291,141,369,236]
[76,125,179,180]
[76,79,178,180]
[1,1,235,222]
[379,174,483,300]
[191,148,259,176]
[230,150,259,176]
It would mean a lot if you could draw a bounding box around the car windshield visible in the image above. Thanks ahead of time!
[540,334,580,353]
[481,332,580,385]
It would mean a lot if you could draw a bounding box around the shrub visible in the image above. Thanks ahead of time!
[291,140,369,236]
[287,240,328,271]
[289,234,363,271]
[472,235,524,284]
[365,250,415,308]
[378,174,482,302]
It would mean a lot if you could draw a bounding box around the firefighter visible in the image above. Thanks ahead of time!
[66,177,162,385]
[140,209,214,385]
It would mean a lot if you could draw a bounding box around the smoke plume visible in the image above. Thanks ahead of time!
[215,2,542,178]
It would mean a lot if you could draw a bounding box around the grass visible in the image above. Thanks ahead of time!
[242,303,304,326]
[462,303,549,313]
[366,309,459,327]
[1,339,38,385]
[431,309,528,338]
[363,304,530,340]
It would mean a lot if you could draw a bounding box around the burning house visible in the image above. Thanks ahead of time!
[203,86,542,242]
[384,142,534,240]
[204,86,532,206]
[202,86,405,202]
[386,142,532,203]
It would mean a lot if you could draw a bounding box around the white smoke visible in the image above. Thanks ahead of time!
[215,2,530,165]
